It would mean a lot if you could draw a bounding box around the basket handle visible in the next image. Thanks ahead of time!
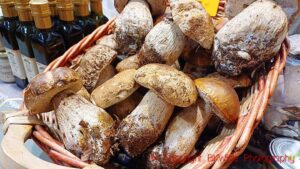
[0,124,103,169]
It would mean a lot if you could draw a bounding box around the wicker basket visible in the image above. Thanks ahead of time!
[0,1,289,169]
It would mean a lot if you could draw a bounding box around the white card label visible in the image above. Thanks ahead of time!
[21,54,39,81]
[5,48,27,79]
[37,62,47,73]
[0,56,15,82]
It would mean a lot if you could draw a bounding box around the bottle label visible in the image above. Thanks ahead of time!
[0,39,5,51]
[4,48,27,80]
[21,54,39,81]
[36,62,47,73]
[0,56,15,83]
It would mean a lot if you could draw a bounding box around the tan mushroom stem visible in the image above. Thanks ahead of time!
[51,91,115,165]
[147,99,213,168]
[138,19,186,66]
[115,0,153,54]
[116,91,174,157]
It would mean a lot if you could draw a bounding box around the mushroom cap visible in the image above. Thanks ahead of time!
[115,0,167,16]
[207,72,252,89]
[135,64,198,107]
[24,67,83,115]
[194,78,240,123]
[171,0,214,49]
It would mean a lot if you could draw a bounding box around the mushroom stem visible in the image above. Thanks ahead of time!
[51,90,74,110]
[146,99,213,168]
[115,0,153,54]
[138,19,185,66]
[116,91,174,157]
[51,91,115,165]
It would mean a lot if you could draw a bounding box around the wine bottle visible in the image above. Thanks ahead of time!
[0,0,28,88]
[56,0,83,48]
[73,0,97,36]
[48,0,60,30]
[90,0,108,26]
[15,0,39,82]
[30,0,66,73]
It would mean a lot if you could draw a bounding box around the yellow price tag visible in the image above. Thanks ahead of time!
[198,0,220,16]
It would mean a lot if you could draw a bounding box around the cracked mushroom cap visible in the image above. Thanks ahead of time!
[24,67,83,115]
[194,78,240,123]
[114,0,167,16]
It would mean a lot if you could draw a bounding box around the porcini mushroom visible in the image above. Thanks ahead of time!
[207,72,252,88]
[213,0,288,76]
[146,99,212,168]
[138,18,186,66]
[114,0,153,54]
[107,91,143,120]
[134,64,198,107]
[115,0,167,17]
[24,67,83,114]
[194,78,240,123]
[95,64,116,87]
[116,54,140,72]
[24,67,115,165]
[91,69,140,109]
[96,34,118,51]
[171,0,215,49]
[52,91,115,165]
[116,91,174,157]
[77,44,117,92]
[146,78,240,168]
[116,54,182,72]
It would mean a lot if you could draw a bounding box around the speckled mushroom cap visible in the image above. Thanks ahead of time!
[114,0,167,16]
[24,67,83,115]
[194,78,240,123]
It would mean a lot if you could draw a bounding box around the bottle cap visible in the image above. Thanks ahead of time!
[0,0,18,17]
[48,0,58,17]
[90,0,102,15]
[14,0,32,21]
[73,0,89,17]
[57,0,74,21]
[30,0,52,29]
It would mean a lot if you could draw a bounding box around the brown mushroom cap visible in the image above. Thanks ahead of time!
[24,67,83,115]
[194,78,240,123]
[115,0,167,16]
[207,72,252,88]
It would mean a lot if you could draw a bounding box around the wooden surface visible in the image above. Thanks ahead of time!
[0,124,103,169]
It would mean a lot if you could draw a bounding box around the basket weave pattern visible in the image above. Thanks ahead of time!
[5,0,289,168]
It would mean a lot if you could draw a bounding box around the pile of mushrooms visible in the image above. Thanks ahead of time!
[23,0,288,168]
